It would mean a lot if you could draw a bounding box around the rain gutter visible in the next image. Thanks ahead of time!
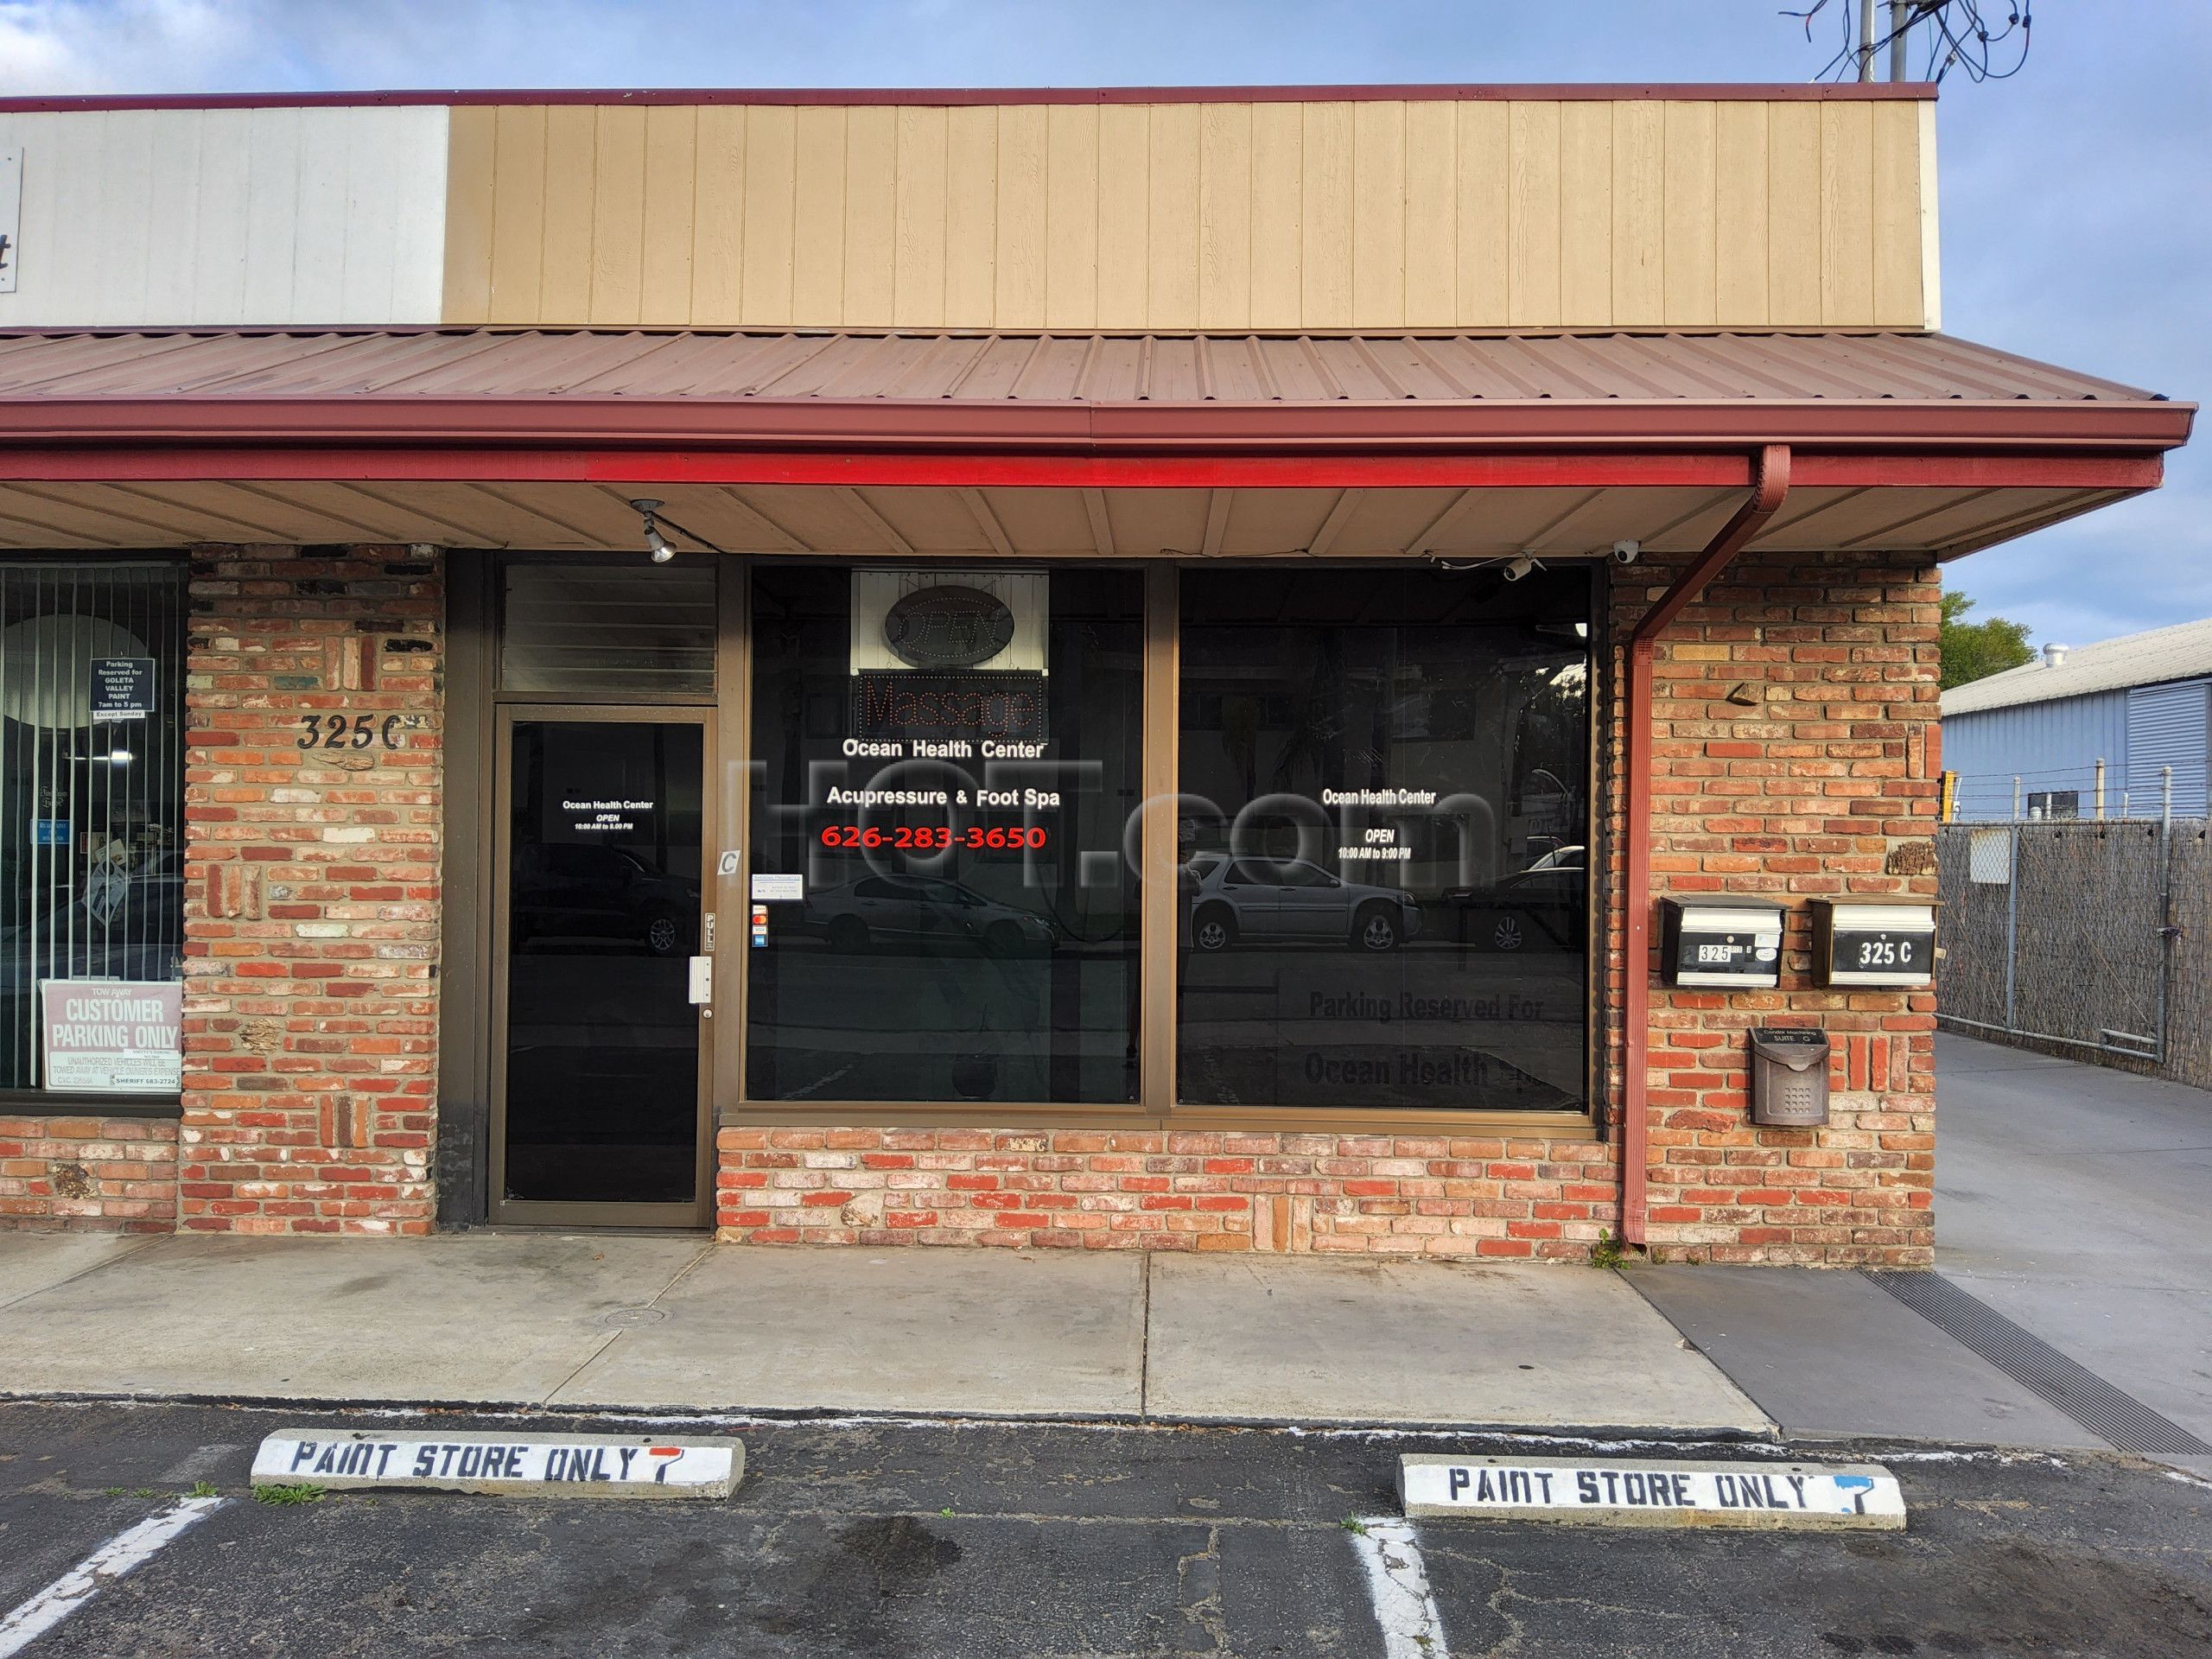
[1620,442,1792,1249]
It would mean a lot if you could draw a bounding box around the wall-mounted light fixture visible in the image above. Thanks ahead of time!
[627,498,726,564]
[1427,550,1543,578]
[1430,540,1637,575]
[630,499,677,563]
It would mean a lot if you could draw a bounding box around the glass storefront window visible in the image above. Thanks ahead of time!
[474,553,1598,1133]
[1175,566,1591,1112]
[746,566,1142,1104]
[0,563,187,1094]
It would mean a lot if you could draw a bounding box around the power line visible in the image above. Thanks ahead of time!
[1782,0,2033,86]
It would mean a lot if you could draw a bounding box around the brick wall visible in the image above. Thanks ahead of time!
[716,1127,1619,1255]
[180,545,442,1235]
[0,1116,179,1232]
[1605,547,1942,1267]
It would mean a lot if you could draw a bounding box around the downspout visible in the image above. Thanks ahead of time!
[1620,442,1792,1248]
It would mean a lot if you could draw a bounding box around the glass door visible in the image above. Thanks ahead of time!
[491,709,712,1226]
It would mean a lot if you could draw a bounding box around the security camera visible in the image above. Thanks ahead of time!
[1501,555,1535,582]
[1611,540,1642,565]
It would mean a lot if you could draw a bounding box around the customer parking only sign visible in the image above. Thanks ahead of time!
[40,980,182,1093]
[1400,1454,1904,1530]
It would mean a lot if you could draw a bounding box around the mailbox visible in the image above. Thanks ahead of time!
[1810,899,1937,988]
[1750,1027,1831,1127]
[1657,897,1785,989]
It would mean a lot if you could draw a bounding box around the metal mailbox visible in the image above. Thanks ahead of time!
[1657,897,1785,989]
[1749,1027,1831,1127]
[1810,899,1936,988]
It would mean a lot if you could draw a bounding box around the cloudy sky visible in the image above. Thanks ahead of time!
[3,0,2205,650]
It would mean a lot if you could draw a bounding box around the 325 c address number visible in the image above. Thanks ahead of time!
[296,714,408,750]
[819,824,1050,850]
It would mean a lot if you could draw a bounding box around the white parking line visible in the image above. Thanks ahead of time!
[1350,1516,1451,1659]
[0,1497,224,1658]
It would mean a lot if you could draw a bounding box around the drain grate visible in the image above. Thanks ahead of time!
[1866,1270,2212,1459]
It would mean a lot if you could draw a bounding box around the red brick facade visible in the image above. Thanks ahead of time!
[1,541,1938,1264]
[1605,548,1941,1266]
[0,1116,179,1232]
[714,1127,1620,1255]
[176,545,442,1235]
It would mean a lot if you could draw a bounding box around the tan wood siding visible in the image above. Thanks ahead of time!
[1712,101,1770,327]
[1198,103,1254,331]
[442,106,497,323]
[1609,101,1665,327]
[438,96,1938,331]
[1506,101,1562,328]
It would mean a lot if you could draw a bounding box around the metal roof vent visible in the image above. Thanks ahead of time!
[2044,643,2070,668]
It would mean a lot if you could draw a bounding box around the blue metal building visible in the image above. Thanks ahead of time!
[1942,620,2212,820]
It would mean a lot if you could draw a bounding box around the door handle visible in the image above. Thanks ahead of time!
[687,955,713,1005]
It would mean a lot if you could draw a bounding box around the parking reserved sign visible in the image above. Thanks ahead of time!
[1400,1454,1904,1529]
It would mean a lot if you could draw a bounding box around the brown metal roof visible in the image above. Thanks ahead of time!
[0,328,2189,454]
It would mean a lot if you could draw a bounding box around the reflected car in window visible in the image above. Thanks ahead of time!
[0,848,186,1079]
[510,842,700,957]
[803,874,1058,956]
[1444,845,1586,953]
[0,848,185,985]
[1181,854,1421,953]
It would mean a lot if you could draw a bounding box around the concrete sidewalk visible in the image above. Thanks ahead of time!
[0,1230,1770,1437]
[1935,1033,2212,1459]
[1631,1033,2212,1469]
[4,1033,2202,1456]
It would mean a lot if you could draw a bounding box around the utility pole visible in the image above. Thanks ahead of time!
[1859,0,1878,79]
[1890,0,1913,80]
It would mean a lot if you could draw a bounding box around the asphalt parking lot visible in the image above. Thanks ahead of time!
[4,1402,2211,1658]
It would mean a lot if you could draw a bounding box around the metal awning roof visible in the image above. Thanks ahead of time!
[0,327,2186,561]
[0,327,2189,454]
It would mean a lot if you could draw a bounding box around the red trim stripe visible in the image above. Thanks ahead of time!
[0,83,1941,116]
[0,400,2190,454]
[0,446,2162,492]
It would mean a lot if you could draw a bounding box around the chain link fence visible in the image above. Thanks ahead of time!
[1936,817,2212,1086]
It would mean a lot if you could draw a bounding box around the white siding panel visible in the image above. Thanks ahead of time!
[381,106,451,322]
[141,111,205,323]
[0,106,449,326]
[289,111,352,321]
[91,112,156,320]
[340,109,393,321]
[239,107,305,321]
[19,114,86,317]
[189,111,254,321]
